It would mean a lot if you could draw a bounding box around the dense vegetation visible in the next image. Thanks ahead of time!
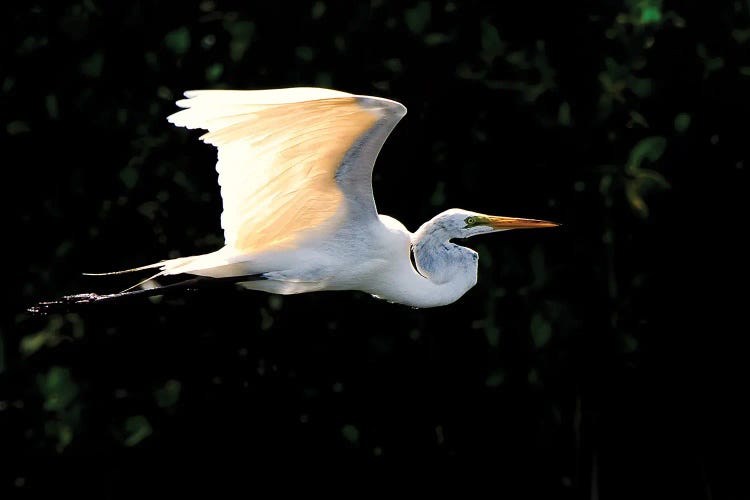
[2,1,747,497]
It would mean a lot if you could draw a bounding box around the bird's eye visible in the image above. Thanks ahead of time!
[465,217,476,226]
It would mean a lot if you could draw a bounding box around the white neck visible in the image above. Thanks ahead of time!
[370,217,479,308]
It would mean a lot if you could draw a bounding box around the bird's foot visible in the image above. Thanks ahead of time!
[28,292,113,315]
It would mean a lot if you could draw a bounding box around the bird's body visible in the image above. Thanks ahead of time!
[188,212,478,308]
[32,87,556,313]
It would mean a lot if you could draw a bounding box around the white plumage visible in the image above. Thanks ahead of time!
[35,87,557,311]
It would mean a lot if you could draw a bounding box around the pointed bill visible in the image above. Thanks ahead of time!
[485,215,559,229]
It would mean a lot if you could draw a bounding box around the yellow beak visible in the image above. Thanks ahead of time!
[485,215,559,230]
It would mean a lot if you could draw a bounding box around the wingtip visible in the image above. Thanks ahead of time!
[355,95,407,118]
[167,108,191,126]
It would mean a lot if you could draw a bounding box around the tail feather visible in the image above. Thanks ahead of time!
[83,262,165,276]
[83,256,201,277]
[119,270,167,293]
[83,256,201,294]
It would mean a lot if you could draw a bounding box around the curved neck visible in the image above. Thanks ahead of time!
[365,214,479,308]
[408,220,478,303]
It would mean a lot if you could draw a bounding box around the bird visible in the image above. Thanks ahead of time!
[30,87,557,313]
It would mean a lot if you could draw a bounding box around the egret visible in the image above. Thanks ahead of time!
[31,87,557,313]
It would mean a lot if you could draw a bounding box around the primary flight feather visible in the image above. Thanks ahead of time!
[32,87,557,312]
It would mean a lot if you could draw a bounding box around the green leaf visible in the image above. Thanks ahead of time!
[173,170,193,191]
[732,28,750,44]
[123,415,153,447]
[80,52,103,77]
[530,313,552,348]
[557,101,571,126]
[624,149,669,218]
[144,51,158,69]
[623,334,638,353]
[119,165,139,190]
[506,50,526,67]
[16,35,48,55]
[625,181,649,218]
[384,58,403,73]
[456,63,486,80]
[0,334,5,374]
[627,110,649,128]
[341,424,360,445]
[295,46,314,62]
[480,19,504,63]
[477,243,493,269]
[21,330,61,357]
[311,1,326,19]
[485,371,505,388]
[628,136,666,170]
[205,62,223,82]
[6,121,30,135]
[45,421,74,452]
[37,366,79,412]
[430,181,446,206]
[225,21,254,62]
[155,379,182,408]
[674,113,691,132]
[629,77,653,97]
[485,326,499,348]
[137,201,159,220]
[315,71,332,88]
[640,5,662,24]
[165,26,190,55]
[58,424,73,449]
[424,32,450,46]
[635,168,671,191]
[46,94,59,119]
[157,86,173,101]
[2,76,15,93]
[404,1,430,34]
[705,57,724,74]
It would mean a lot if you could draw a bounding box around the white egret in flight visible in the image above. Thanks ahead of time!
[31,87,557,313]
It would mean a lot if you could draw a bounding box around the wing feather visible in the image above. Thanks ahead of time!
[167,87,406,254]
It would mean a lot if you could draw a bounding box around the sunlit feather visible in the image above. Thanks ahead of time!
[167,88,401,254]
[31,87,557,312]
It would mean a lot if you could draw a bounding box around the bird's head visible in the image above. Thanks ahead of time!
[419,208,559,241]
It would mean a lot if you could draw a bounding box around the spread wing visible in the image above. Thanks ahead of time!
[167,87,406,255]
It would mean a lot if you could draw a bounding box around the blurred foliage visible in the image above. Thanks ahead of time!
[121,415,153,447]
[1,0,748,497]
[36,366,81,452]
[154,378,182,408]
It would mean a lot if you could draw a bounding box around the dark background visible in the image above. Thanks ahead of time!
[2,0,748,497]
